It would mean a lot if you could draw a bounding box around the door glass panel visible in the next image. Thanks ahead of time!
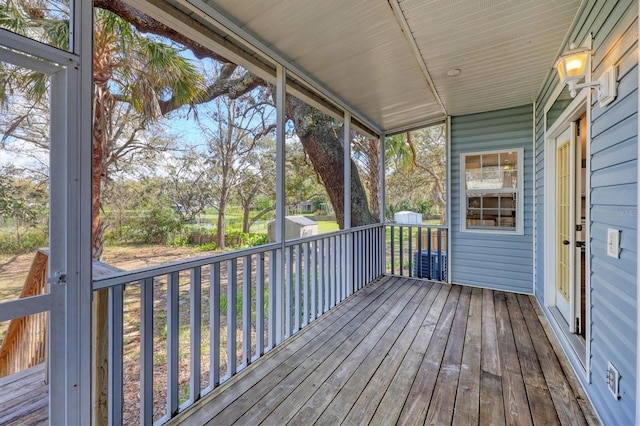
[0,59,51,304]
[0,0,71,51]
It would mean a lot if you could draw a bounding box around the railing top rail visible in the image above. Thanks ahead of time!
[283,222,384,247]
[93,224,387,290]
[92,242,280,290]
[384,222,448,229]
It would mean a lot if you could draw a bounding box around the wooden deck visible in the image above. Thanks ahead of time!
[173,276,599,426]
[0,363,48,425]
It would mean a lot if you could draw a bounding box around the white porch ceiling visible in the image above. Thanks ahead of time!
[171,0,583,133]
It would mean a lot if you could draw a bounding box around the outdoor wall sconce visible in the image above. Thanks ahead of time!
[555,44,617,107]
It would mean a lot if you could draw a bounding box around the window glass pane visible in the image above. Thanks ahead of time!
[465,155,481,189]
[500,151,518,189]
[0,1,71,51]
[465,188,518,230]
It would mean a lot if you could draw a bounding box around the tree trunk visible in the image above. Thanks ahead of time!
[92,84,111,260]
[239,185,260,233]
[216,187,229,250]
[242,205,250,234]
[287,98,373,228]
[366,138,380,220]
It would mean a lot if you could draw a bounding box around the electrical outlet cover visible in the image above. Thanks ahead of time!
[607,228,620,258]
[607,361,620,399]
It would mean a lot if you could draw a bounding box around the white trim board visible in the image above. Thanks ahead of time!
[543,86,591,381]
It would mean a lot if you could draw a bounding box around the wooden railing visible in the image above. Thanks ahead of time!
[91,224,385,425]
[0,250,48,377]
[385,224,448,282]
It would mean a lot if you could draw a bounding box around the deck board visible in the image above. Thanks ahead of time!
[0,363,48,426]
[173,278,599,426]
[452,286,482,426]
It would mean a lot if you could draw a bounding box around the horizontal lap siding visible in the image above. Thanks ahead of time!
[534,1,637,424]
[451,104,534,294]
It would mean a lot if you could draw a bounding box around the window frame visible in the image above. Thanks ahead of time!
[460,148,524,235]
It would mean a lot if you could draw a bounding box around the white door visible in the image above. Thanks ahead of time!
[555,124,576,327]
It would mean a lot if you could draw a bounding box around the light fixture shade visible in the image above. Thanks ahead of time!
[555,46,590,84]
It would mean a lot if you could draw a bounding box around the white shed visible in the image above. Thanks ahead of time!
[268,216,318,242]
[394,211,422,225]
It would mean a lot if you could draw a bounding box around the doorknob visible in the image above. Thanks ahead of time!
[562,240,570,245]
[576,241,585,248]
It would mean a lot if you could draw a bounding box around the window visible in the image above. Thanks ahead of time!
[461,149,524,234]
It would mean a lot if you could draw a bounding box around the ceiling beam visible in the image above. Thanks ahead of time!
[387,0,448,117]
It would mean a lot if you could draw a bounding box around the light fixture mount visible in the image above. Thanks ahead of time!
[555,44,618,107]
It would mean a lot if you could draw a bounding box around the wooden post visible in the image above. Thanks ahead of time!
[92,288,109,426]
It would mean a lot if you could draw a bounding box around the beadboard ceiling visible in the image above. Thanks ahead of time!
[160,0,583,134]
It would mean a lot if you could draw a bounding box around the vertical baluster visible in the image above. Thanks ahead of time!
[408,226,413,278]
[362,228,378,287]
[210,263,221,387]
[361,230,365,287]
[320,238,327,314]
[256,253,265,356]
[381,227,384,276]
[353,232,359,291]
[372,228,377,280]
[372,228,376,281]
[227,260,237,376]
[286,246,293,338]
[190,267,202,402]
[361,231,365,288]
[390,225,395,275]
[338,235,343,301]
[140,278,154,425]
[366,229,370,285]
[295,244,302,331]
[399,226,405,276]
[427,227,432,280]
[437,228,443,281]
[242,256,251,367]
[417,227,423,279]
[304,242,310,327]
[340,235,344,300]
[310,240,317,321]
[167,272,180,417]
[344,234,349,297]
[331,236,337,307]
[324,238,329,312]
[268,250,277,349]
[108,284,124,426]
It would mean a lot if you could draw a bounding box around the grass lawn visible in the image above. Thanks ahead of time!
[317,221,340,234]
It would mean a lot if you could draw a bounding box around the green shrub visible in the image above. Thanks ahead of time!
[198,242,217,251]
[112,207,183,245]
[247,233,268,247]
[167,233,189,247]
[0,228,48,255]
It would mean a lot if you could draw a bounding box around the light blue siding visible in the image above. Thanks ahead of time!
[450,104,534,294]
[534,1,638,424]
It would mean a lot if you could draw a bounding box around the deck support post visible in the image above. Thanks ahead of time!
[344,112,353,295]
[275,64,286,345]
[379,135,386,276]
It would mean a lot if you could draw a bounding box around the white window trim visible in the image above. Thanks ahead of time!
[460,148,525,235]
